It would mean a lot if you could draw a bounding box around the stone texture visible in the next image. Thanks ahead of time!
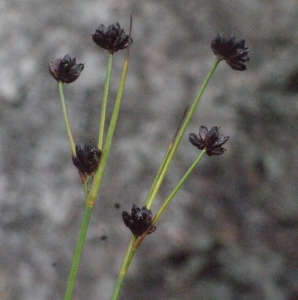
[1,0,298,299]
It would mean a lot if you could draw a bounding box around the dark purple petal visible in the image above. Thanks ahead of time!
[122,211,132,227]
[226,59,247,71]
[211,134,229,148]
[198,126,209,140]
[189,133,205,149]
[206,147,226,156]
[204,126,219,147]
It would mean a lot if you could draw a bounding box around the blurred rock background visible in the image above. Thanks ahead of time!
[0,0,298,299]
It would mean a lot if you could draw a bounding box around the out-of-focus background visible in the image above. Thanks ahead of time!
[1,0,298,299]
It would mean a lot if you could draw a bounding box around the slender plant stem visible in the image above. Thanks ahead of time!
[83,176,90,198]
[145,59,221,209]
[64,53,129,298]
[98,54,114,150]
[64,205,93,300]
[63,54,128,298]
[143,143,172,206]
[86,49,130,208]
[90,14,133,207]
[111,150,206,299]
[143,107,188,207]
[64,20,132,300]
[110,236,137,300]
[58,82,76,156]
[111,59,221,300]
[153,150,206,224]
[110,209,160,300]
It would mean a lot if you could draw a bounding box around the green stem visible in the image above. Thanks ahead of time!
[145,59,221,209]
[58,82,76,156]
[111,211,160,300]
[64,205,93,300]
[110,236,137,300]
[143,143,172,206]
[86,53,130,208]
[65,23,132,299]
[143,107,188,208]
[153,150,206,224]
[110,59,220,300]
[64,51,129,299]
[98,54,114,150]
[83,175,90,198]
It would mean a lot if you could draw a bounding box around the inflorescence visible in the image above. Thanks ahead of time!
[189,126,229,156]
[49,54,84,83]
[48,23,247,244]
[122,204,156,236]
[72,141,101,175]
[92,22,132,54]
[211,33,250,71]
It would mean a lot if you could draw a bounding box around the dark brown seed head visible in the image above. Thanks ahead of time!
[189,126,229,156]
[122,204,156,236]
[92,22,132,54]
[72,141,101,175]
[49,54,84,83]
[211,33,250,71]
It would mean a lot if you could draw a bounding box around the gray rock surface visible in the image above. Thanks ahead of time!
[1,0,298,299]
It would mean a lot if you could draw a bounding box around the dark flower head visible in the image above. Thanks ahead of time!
[92,22,132,54]
[72,141,101,175]
[189,126,229,156]
[122,204,156,236]
[211,33,250,71]
[49,54,84,83]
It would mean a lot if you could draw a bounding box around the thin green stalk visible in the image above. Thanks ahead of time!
[153,150,206,225]
[58,82,76,156]
[144,107,188,207]
[86,53,130,208]
[64,52,130,299]
[83,175,90,198]
[65,20,132,300]
[98,54,114,150]
[110,59,220,300]
[109,153,206,300]
[110,236,137,300]
[64,205,93,300]
[111,208,160,300]
[143,142,173,206]
[146,59,221,209]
